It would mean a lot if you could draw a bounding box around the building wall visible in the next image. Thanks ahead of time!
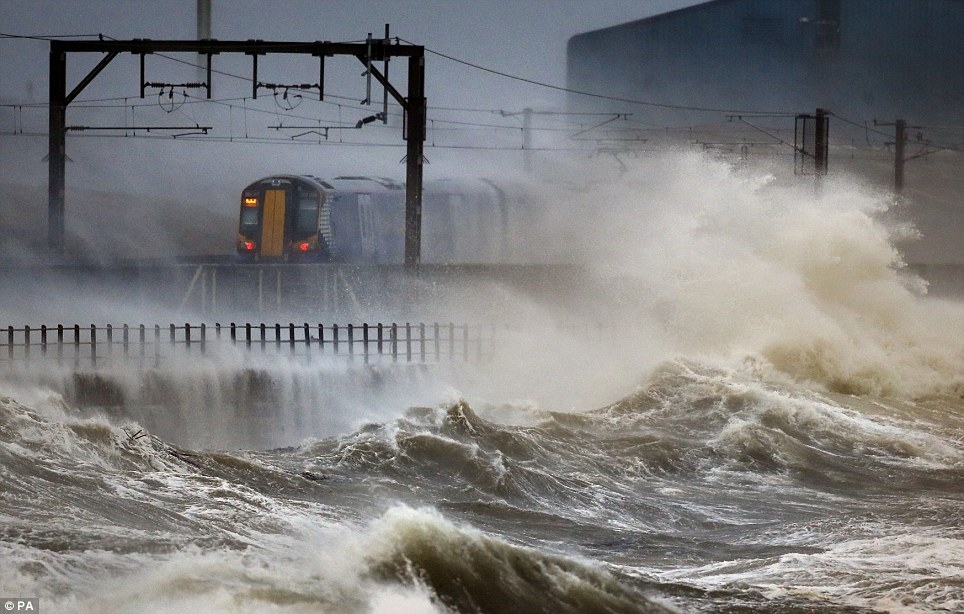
[566,0,964,127]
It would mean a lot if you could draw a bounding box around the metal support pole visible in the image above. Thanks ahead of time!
[197,0,211,85]
[404,52,426,269]
[894,119,906,194]
[814,108,829,175]
[382,24,390,123]
[48,45,67,257]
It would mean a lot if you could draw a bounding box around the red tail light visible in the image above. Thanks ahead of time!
[243,240,255,251]
[298,241,311,252]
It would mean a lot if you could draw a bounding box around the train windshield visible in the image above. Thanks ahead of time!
[295,194,320,233]
[240,206,258,227]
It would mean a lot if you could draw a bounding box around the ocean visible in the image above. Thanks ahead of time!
[2,152,963,613]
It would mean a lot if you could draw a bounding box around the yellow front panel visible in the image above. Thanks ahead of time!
[260,189,286,257]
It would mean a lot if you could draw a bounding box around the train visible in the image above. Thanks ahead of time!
[236,174,536,264]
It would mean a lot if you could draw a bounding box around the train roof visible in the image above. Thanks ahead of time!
[245,174,406,192]
[329,176,404,191]
[246,174,529,196]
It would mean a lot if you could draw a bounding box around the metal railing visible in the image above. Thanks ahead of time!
[0,322,492,370]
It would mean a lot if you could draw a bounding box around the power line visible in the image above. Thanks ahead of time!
[733,116,797,151]
[7,33,964,153]
[406,38,799,116]
[832,110,963,155]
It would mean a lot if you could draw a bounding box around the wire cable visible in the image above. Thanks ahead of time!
[406,38,800,116]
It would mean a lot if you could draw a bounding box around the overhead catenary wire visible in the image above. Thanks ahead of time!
[832,110,963,155]
[27,34,792,120]
[0,31,951,138]
[405,38,801,117]
[3,31,964,155]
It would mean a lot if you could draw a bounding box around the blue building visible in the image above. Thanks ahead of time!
[567,0,964,128]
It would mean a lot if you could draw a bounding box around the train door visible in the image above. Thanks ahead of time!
[260,188,287,258]
[422,191,454,263]
[358,193,375,261]
[450,194,473,261]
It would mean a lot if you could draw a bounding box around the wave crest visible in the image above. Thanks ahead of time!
[364,505,674,614]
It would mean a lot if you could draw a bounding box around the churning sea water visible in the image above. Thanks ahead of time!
[2,152,963,613]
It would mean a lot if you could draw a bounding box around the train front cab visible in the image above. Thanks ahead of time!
[237,176,327,262]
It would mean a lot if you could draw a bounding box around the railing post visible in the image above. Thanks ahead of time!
[6,326,13,362]
[123,324,129,358]
[419,323,426,363]
[377,323,384,356]
[154,324,161,368]
[23,325,30,364]
[274,323,282,351]
[449,322,455,360]
[200,323,206,355]
[406,322,412,362]
[348,324,355,361]
[434,322,440,361]
[318,323,325,354]
[303,322,311,363]
[288,322,296,355]
[57,324,64,366]
[333,324,339,354]
[41,324,48,359]
[260,323,266,351]
[362,323,370,364]
[90,324,97,369]
[138,324,147,369]
[139,324,145,367]
[73,324,80,368]
[245,323,252,349]
[106,324,113,357]
[391,323,398,363]
[185,323,192,350]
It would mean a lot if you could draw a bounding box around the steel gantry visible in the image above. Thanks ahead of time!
[48,37,426,266]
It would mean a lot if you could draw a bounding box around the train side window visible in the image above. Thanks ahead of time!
[296,194,320,233]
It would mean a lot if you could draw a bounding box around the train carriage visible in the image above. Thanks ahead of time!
[236,174,524,264]
[237,175,404,263]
